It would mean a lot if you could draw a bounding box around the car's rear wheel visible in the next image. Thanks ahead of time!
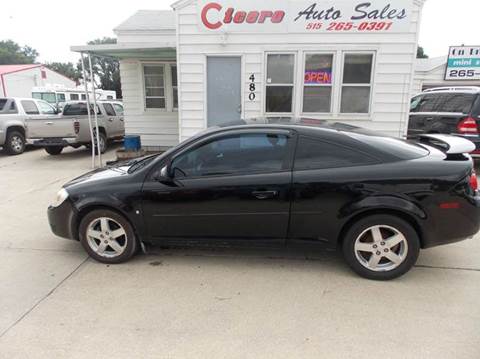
[5,130,25,155]
[342,215,420,280]
[45,146,64,155]
[79,209,137,264]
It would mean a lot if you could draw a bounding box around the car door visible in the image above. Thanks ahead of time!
[141,129,296,242]
[289,135,379,246]
[101,102,121,138]
[112,103,125,137]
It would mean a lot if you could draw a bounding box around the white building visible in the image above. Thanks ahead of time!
[73,0,426,151]
[0,64,76,98]
[413,56,480,95]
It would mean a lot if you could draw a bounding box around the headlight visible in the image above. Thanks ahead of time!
[52,188,69,208]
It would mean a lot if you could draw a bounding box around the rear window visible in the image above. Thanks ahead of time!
[0,99,7,111]
[63,103,100,116]
[21,100,39,115]
[346,132,429,160]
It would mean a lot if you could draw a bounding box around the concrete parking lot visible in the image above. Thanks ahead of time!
[0,146,479,359]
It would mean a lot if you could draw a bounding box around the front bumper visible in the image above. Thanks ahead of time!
[48,199,78,241]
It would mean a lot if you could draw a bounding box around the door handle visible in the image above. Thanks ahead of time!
[108,118,114,122]
[252,190,278,200]
[45,122,54,125]
[237,105,242,114]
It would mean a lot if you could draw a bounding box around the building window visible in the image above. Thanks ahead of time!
[266,54,295,113]
[143,65,166,109]
[340,54,373,114]
[171,65,178,109]
[303,54,333,113]
[70,94,79,100]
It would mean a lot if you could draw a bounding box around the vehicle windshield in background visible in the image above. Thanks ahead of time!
[411,93,476,114]
[32,92,57,104]
[346,132,429,160]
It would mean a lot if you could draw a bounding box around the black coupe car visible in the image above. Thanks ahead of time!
[48,119,480,280]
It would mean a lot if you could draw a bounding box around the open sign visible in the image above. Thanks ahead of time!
[304,70,332,84]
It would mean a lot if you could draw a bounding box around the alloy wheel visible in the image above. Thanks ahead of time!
[354,225,409,272]
[11,135,24,152]
[86,217,127,258]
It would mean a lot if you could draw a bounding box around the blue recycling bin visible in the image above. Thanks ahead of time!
[124,135,141,151]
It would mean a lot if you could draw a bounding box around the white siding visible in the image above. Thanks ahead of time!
[3,67,76,98]
[120,60,179,150]
[176,1,425,141]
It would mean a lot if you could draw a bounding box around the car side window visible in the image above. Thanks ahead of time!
[21,100,39,115]
[294,136,376,170]
[103,103,116,116]
[410,94,438,113]
[113,104,124,115]
[434,93,475,113]
[37,101,56,115]
[172,133,290,178]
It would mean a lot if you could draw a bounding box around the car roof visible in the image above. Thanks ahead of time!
[210,118,378,137]
[419,86,480,95]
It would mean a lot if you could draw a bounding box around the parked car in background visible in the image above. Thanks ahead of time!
[0,97,60,155]
[408,87,480,155]
[27,101,125,155]
[47,119,480,280]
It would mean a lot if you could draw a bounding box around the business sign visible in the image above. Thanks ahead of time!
[198,1,412,33]
[305,70,332,84]
[445,46,480,81]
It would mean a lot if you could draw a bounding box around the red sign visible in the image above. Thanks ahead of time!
[201,2,285,30]
[304,70,332,84]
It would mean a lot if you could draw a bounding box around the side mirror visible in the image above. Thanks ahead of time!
[154,164,175,184]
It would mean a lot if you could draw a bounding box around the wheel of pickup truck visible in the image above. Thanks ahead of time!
[4,130,26,155]
[45,146,64,155]
[91,131,107,154]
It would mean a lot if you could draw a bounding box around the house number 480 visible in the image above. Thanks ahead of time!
[248,74,256,101]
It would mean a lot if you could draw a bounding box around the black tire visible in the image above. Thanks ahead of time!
[79,209,137,264]
[45,146,64,155]
[93,131,107,154]
[4,130,26,155]
[342,215,420,280]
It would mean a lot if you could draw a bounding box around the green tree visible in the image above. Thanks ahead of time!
[417,46,429,59]
[77,37,122,98]
[46,62,81,82]
[0,40,39,64]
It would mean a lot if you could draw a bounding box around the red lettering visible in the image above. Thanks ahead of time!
[246,11,259,23]
[258,11,273,23]
[201,2,223,30]
[233,11,247,23]
[224,8,234,23]
[271,11,285,23]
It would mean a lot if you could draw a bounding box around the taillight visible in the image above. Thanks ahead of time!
[469,171,478,192]
[457,117,479,134]
[74,121,80,134]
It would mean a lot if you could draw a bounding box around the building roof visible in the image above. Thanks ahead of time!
[0,64,41,76]
[416,56,448,72]
[114,10,175,32]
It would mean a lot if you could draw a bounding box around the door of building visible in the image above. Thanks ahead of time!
[207,56,242,127]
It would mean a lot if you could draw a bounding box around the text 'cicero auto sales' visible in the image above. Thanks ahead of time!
[200,1,410,32]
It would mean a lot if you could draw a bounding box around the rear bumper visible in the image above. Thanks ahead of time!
[32,138,77,147]
[48,199,78,241]
[422,195,480,249]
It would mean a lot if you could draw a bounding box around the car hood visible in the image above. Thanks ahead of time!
[65,165,131,188]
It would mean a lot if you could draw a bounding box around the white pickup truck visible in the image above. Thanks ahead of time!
[27,101,125,155]
[0,97,60,155]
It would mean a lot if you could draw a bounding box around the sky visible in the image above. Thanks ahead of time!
[0,0,478,64]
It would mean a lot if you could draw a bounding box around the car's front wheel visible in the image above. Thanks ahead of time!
[79,209,137,264]
[342,215,420,280]
[5,130,26,155]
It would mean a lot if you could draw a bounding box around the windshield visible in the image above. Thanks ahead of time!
[32,92,57,104]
